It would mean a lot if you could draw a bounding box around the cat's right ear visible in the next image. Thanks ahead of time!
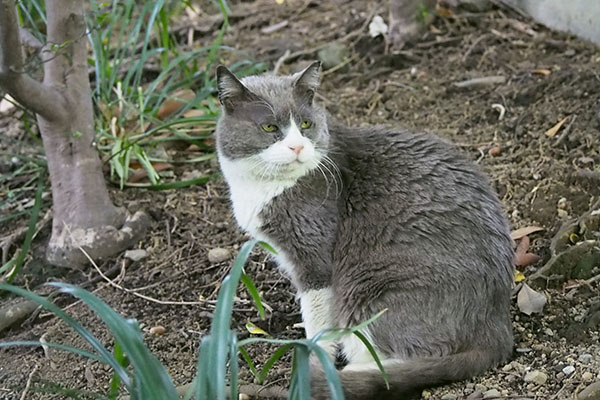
[216,66,253,112]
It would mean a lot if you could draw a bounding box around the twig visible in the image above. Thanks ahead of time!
[553,114,577,147]
[322,53,360,77]
[453,76,507,89]
[19,364,39,400]
[79,247,238,307]
[171,382,288,399]
[565,273,600,298]
[272,49,290,74]
[0,299,39,333]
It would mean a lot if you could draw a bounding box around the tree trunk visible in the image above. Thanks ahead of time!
[0,0,150,268]
[388,0,436,50]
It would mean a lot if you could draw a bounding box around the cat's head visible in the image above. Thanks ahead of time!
[215,62,328,182]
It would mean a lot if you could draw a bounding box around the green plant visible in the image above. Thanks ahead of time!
[0,240,387,399]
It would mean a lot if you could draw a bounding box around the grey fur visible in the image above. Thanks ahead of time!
[215,65,514,399]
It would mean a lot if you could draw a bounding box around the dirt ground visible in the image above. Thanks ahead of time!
[1,0,600,399]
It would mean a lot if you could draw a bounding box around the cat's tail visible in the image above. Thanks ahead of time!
[311,348,506,400]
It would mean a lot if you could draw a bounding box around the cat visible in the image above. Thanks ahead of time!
[215,61,514,399]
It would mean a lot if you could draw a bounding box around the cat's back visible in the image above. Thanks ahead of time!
[329,120,513,280]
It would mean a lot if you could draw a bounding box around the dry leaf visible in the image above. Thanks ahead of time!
[488,146,501,157]
[128,162,173,183]
[514,270,526,283]
[510,226,544,240]
[514,236,541,267]
[157,89,195,120]
[245,321,269,336]
[532,68,551,76]
[517,283,547,315]
[545,116,569,137]
[182,109,205,118]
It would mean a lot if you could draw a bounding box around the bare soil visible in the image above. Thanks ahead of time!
[1,1,600,399]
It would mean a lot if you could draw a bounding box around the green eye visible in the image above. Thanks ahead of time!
[261,124,278,132]
[300,120,312,129]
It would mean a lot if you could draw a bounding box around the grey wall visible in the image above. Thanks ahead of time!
[502,0,600,45]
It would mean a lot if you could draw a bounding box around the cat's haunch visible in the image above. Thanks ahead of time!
[215,63,514,400]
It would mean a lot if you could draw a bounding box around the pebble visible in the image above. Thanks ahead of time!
[441,394,457,400]
[579,353,593,364]
[483,389,501,398]
[583,372,595,382]
[208,247,232,263]
[524,370,548,385]
[562,365,576,376]
[124,249,148,261]
[578,381,600,400]
[149,325,166,335]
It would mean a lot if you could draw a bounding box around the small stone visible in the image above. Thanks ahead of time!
[441,394,457,400]
[524,370,548,385]
[238,394,250,400]
[317,43,348,70]
[475,384,487,392]
[583,372,595,382]
[502,363,513,372]
[421,390,432,399]
[562,365,576,376]
[208,247,232,263]
[149,325,166,335]
[578,381,600,400]
[483,389,501,399]
[579,353,593,364]
[124,249,148,261]
[544,328,554,336]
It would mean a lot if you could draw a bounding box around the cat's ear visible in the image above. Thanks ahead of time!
[293,61,321,104]
[216,65,255,112]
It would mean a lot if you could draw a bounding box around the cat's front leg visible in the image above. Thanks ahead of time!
[299,287,337,359]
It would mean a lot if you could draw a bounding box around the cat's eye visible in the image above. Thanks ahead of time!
[261,124,278,132]
[300,120,312,129]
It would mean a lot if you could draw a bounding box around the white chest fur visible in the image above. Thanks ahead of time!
[218,154,296,237]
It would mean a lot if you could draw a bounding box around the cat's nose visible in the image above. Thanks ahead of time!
[289,145,304,155]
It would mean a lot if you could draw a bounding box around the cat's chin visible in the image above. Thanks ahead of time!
[264,159,318,181]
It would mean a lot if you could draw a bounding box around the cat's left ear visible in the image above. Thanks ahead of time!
[293,61,321,104]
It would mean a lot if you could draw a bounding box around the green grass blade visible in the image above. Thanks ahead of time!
[257,343,292,383]
[0,284,130,385]
[6,172,44,282]
[204,240,257,400]
[238,347,259,381]
[240,273,265,319]
[258,241,278,255]
[229,332,239,400]
[352,330,389,389]
[108,341,129,399]
[290,346,311,400]
[46,282,178,400]
[311,344,345,400]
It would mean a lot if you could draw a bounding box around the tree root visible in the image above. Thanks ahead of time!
[45,211,152,268]
[0,299,40,333]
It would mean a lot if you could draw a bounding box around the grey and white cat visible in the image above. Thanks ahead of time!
[215,62,514,399]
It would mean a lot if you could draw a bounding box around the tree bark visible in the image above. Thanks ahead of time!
[0,0,150,267]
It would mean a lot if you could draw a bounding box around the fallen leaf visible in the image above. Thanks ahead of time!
[517,283,547,315]
[510,226,544,240]
[488,146,501,157]
[245,321,269,336]
[514,270,526,283]
[545,116,569,137]
[182,109,205,118]
[435,5,454,17]
[532,68,551,76]
[157,89,196,120]
[128,162,173,183]
[514,236,541,267]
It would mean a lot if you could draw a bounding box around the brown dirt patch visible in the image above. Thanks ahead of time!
[1,1,600,399]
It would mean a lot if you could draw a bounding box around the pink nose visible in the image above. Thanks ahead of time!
[289,145,304,155]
